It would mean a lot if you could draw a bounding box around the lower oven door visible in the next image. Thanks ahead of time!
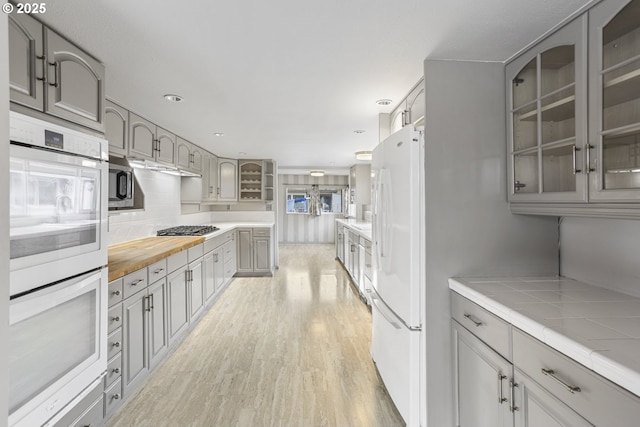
[9,269,108,427]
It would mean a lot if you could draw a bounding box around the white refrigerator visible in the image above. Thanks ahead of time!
[370,125,424,427]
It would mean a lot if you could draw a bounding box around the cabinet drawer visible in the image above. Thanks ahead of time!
[108,304,123,334]
[122,268,147,300]
[450,291,511,360]
[107,328,122,360]
[105,353,122,387]
[253,228,270,237]
[513,328,640,427]
[148,258,167,284]
[204,236,222,253]
[108,278,123,307]
[52,380,102,427]
[70,395,103,427]
[104,377,123,417]
[167,250,188,273]
[188,243,204,262]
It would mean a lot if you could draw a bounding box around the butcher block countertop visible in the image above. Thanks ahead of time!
[108,236,205,282]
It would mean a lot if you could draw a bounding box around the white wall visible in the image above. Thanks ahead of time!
[422,59,559,427]
[560,217,640,297]
[278,174,348,243]
[1,13,10,427]
[108,169,212,244]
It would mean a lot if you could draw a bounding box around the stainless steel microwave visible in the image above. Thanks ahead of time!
[108,162,134,208]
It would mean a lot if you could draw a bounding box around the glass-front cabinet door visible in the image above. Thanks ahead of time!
[507,16,588,203]
[588,0,640,201]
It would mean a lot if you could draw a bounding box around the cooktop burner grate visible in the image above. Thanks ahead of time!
[156,225,220,236]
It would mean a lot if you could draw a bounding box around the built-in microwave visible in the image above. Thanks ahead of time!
[108,162,134,208]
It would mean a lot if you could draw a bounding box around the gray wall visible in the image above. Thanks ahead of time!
[1,12,10,427]
[278,174,348,243]
[422,59,559,426]
[560,217,640,297]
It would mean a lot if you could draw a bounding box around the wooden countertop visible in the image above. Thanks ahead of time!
[108,236,205,282]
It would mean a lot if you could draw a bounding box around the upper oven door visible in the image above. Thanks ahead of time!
[9,143,108,296]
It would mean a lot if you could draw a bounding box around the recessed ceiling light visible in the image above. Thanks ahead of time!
[355,150,373,161]
[214,132,224,137]
[163,94,183,102]
[353,130,366,134]
[310,170,325,177]
[376,99,392,106]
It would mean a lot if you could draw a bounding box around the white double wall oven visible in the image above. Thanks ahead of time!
[8,112,109,427]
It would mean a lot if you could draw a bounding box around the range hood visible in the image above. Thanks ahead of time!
[127,158,201,177]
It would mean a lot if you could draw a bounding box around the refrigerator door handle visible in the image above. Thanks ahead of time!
[368,289,401,330]
[368,289,422,331]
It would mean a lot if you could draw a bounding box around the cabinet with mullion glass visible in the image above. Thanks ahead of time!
[507,15,588,203]
[589,0,640,201]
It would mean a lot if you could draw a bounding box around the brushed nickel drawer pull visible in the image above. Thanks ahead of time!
[463,313,483,327]
[130,279,144,286]
[541,368,581,393]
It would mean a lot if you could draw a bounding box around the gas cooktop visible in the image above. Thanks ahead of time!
[156,225,220,236]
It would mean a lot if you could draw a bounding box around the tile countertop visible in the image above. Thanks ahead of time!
[449,276,640,398]
[335,218,372,241]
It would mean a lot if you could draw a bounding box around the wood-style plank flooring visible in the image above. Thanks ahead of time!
[106,244,405,427]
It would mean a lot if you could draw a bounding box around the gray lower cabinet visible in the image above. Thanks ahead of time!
[336,225,345,262]
[513,369,592,427]
[188,258,204,321]
[237,228,254,272]
[167,265,189,345]
[122,277,169,397]
[452,290,640,427]
[453,321,514,427]
[236,227,272,275]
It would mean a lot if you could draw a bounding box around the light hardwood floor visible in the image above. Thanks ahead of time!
[106,244,405,427]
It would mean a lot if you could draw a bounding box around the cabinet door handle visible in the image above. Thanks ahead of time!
[541,368,581,393]
[48,61,59,87]
[572,145,581,174]
[585,144,595,173]
[510,380,519,412]
[145,295,151,312]
[498,373,508,404]
[36,55,46,82]
[463,313,483,327]
[149,293,154,310]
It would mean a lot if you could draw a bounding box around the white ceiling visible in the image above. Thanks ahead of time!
[39,0,592,171]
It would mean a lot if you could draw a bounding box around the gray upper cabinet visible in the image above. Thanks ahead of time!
[588,0,640,203]
[129,113,156,161]
[203,153,219,202]
[45,28,105,132]
[176,137,203,175]
[507,15,588,204]
[155,126,177,167]
[8,13,105,132]
[128,112,176,166]
[508,0,640,217]
[218,158,238,202]
[8,13,43,111]
[105,100,128,156]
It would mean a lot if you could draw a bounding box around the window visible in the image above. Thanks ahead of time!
[285,186,345,214]
[286,189,309,213]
